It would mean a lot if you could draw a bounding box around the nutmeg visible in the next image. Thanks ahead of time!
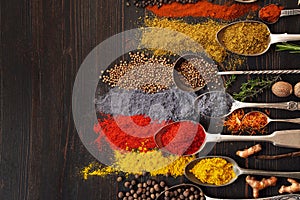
[271,81,293,97]
[294,82,300,98]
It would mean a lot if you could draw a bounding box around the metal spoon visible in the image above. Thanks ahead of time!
[173,54,300,92]
[242,111,300,129]
[216,20,300,56]
[194,91,299,118]
[259,8,300,24]
[154,120,300,156]
[156,183,300,200]
[185,156,300,187]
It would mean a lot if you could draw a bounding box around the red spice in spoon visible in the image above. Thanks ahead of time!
[259,4,284,24]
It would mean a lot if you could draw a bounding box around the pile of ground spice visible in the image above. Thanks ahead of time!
[81,152,196,179]
[127,0,199,8]
[141,17,227,63]
[146,1,259,20]
[93,113,169,152]
[95,87,198,122]
[101,52,174,94]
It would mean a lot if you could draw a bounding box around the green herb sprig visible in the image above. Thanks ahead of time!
[276,43,300,53]
[225,75,236,89]
[233,76,281,102]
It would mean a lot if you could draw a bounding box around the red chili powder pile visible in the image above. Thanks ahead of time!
[93,114,170,152]
[259,4,284,23]
[146,1,259,20]
[160,121,206,155]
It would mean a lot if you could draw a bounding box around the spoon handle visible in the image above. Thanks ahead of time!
[235,101,299,111]
[241,168,300,179]
[280,9,300,17]
[272,118,300,124]
[206,194,300,200]
[270,33,300,44]
[217,69,300,75]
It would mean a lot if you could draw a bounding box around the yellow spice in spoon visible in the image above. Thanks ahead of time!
[190,157,236,185]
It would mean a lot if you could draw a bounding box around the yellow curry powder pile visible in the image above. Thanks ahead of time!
[81,150,195,180]
[141,17,227,63]
[189,157,236,185]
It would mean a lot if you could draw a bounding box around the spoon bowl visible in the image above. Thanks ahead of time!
[234,0,258,3]
[153,119,300,156]
[216,20,300,56]
[185,156,300,187]
[242,111,300,129]
[194,91,300,118]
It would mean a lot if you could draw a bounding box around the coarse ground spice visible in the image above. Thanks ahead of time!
[220,21,270,55]
[241,111,268,132]
[146,1,259,20]
[95,87,198,122]
[189,157,236,185]
[101,52,174,94]
[141,17,227,63]
[259,4,283,24]
[81,153,195,179]
[94,113,169,152]
[159,121,206,155]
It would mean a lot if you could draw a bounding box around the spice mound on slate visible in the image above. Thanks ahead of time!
[259,4,284,24]
[146,1,259,20]
[196,91,233,118]
[221,22,270,55]
[189,157,236,185]
[101,52,174,94]
[158,121,206,155]
[95,88,198,122]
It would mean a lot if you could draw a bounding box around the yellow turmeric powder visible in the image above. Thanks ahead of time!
[190,157,236,185]
[81,150,195,179]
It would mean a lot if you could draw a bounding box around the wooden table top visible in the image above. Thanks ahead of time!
[1,0,300,199]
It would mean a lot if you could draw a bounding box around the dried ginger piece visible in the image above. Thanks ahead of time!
[279,178,300,194]
[236,144,262,158]
[246,176,277,198]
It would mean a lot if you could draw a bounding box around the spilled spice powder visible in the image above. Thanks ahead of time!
[81,153,195,179]
[146,1,259,20]
[142,17,227,63]
[94,113,170,152]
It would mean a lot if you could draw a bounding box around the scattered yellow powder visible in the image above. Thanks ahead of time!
[150,155,195,177]
[113,150,179,174]
[81,162,117,180]
[81,151,196,179]
[190,157,236,185]
[141,17,227,63]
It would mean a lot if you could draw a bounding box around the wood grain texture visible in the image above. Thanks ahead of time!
[1,0,300,199]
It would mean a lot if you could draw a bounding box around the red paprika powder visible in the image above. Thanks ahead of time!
[159,121,206,155]
[259,4,283,24]
[93,113,170,152]
[146,1,259,20]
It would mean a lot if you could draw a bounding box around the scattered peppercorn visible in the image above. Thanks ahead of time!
[117,176,165,200]
[156,184,205,200]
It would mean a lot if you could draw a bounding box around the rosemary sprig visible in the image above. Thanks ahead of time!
[276,42,300,53]
[233,76,281,101]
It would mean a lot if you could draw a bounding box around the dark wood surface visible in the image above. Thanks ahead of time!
[1,0,300,199]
